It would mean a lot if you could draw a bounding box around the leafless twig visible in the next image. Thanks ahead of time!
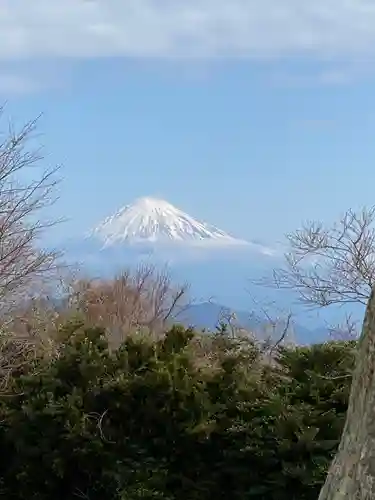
[0,109,63,312]
[259,207,375,308]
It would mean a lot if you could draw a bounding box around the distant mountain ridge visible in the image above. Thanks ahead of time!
[175,302,331,345]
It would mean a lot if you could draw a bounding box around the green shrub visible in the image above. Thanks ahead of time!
[0,323,355,499]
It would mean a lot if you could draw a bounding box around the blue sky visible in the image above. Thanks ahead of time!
[2,0,375,248]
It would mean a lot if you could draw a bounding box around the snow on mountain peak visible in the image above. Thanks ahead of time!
[89,196,247,248]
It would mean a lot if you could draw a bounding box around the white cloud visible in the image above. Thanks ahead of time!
[1,0,375,60]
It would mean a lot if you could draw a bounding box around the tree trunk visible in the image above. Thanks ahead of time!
[319,288,375,499]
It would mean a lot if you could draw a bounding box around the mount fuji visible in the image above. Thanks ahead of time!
[87,196,275,255]
[64,196,284,317]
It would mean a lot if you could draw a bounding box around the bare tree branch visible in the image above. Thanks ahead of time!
[68,264,190,347]
[0,108,63,390]
[0,109,62,312]
[326,313,359,341]
[261,207,375,309]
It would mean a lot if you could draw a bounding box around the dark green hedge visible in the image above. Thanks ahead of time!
[0,322,355,499]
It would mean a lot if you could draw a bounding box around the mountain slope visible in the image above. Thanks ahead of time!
[89,196,248,248]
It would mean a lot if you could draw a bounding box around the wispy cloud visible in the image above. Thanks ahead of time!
[0,73,40,94]
[0,59,73,95]
[271,61,374,88]
[1,0,375,60]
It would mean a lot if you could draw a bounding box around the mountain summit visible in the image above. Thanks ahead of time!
[89,196,248,248]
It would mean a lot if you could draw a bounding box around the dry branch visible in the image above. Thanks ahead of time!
[67,264,190,346]
[261,207,375,310]
[0,109,62,390]
[0,110,62,311]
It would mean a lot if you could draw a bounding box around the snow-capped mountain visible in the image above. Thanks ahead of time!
[89,196,250,248]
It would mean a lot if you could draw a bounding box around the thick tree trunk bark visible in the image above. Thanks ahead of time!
[318,289,375,500]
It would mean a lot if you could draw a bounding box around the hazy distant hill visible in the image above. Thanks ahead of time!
[174,301,330,345]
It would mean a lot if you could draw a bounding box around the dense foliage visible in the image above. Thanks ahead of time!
[0,322,355,499]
